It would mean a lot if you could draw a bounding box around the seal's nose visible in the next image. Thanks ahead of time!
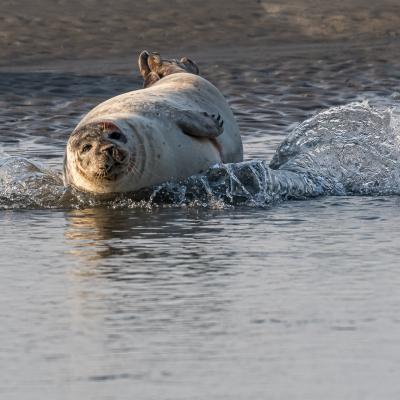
[99,141,126,163]
[100,142,115,157]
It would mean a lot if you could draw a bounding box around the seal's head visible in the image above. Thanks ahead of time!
[63,121,134,193]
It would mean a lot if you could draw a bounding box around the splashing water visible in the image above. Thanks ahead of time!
[270,101,400,195]
[1,102,399,210]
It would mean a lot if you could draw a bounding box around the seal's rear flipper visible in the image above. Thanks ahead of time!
[179,57,199,75]
[139,50,161,88]
[177,111,224,138]
[138,50,200,88]
[138,50,151,77]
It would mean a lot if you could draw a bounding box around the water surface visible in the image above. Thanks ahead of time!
[1,39,400,399]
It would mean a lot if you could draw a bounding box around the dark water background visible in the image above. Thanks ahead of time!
[1,1,400,399]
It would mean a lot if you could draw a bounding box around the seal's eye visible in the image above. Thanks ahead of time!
[109,131,122,141]
[81,144,92,153]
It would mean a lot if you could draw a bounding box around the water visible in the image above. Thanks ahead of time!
[2,39,400,399]
[2,199,400,399]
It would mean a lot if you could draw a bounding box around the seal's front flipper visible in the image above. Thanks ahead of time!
[177,111,224,138]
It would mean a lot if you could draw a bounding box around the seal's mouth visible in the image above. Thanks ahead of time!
[93,145,130,180]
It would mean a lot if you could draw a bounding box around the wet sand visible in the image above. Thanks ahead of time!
[1,0,400,68]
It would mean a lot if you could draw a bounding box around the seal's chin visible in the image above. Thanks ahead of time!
[92,163,127,181]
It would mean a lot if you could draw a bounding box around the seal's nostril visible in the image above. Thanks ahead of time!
[113,148,126,163]
[100,143,115,156]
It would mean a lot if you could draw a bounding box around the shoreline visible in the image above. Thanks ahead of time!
[1,0,400,69]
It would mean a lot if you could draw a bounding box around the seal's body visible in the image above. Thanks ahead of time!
[63,52,243,194]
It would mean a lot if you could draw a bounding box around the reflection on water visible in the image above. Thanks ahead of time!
[65,207,227,267]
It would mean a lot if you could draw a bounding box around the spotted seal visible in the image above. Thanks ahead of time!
[63,51,243,194]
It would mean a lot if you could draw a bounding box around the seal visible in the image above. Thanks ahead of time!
[63,51,243,194]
